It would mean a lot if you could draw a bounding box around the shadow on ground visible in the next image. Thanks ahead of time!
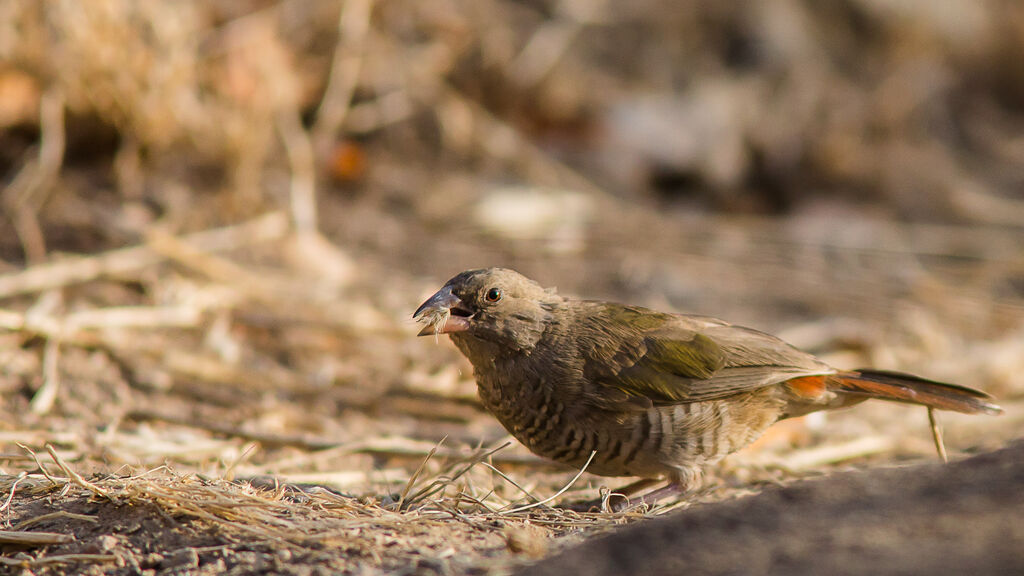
[523,442,1024,576]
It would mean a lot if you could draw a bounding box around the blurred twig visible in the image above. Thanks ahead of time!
[774,436,896,472]
[950,184,1024,227]
[0,212,289,300]
[276,107,319,236]
[0,530,73,546]
[312,0,375,154]
[396,437,444,511]
[125,409,341,451]
[29,337,61,415]
[1,87,65,264]
[0,553,120,568]
[507,0,603,89]
[435,83,608,196]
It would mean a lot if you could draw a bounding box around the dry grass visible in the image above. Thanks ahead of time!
[0,440,647,573]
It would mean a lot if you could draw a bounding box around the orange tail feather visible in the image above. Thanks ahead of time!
[833,369,1002,415]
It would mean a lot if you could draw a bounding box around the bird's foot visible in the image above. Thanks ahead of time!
[564,480,685,513]
[631,481,685,507]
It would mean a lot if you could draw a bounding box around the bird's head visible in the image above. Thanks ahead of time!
[414,268,561,351]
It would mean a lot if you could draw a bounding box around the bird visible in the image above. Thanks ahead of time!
[413,267,1002,508]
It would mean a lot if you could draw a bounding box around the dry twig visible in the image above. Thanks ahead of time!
[0,530,74,546]
[1,87,65,264]
[313,0,376,154]
[0,212,289,300]
[502,451,596,514]
[45,445,111,500]
[29,337,60,415]
[928,407,949,464]
[396,437,444,511]
[0,553,119,567]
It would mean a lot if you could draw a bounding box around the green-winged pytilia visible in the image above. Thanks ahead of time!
[414,268,1002,508]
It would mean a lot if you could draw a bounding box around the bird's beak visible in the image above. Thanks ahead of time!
[413,285,473,336]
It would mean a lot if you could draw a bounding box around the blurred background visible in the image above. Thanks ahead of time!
[1,0,1023,498]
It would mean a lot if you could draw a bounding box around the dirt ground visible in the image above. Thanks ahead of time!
[1,1,1023,574]
[525,441,1024,576]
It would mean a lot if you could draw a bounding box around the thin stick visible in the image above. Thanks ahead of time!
[125,409,341,450]
[276,106,318,235]
[14,511,98,531]
[436,84,608,199]
[776,436,895,472]
[0,530,74,546]
[29,337,60,414]
[223,442,260,482]
[144,227,268,291]
[502,451,596,515]
[63,305,203,331]
[397,437,445,511]
[46,445,111,499]
[343,91,414,134]
[147,225,353,303]
[313,0,375,154]
[507,2,591,90]
[17,443,61,485]
[403,442,513,507]
[2,86,65,264]
[928,407,948,463]
[0,212,288,300]
[454,491,499,514]
[0,473,26,513]
[480,462,541,504]
[0,553,118,567]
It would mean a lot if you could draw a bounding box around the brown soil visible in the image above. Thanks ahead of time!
[523,441,1024,576]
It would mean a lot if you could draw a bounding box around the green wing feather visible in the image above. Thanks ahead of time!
[578,302,833,406]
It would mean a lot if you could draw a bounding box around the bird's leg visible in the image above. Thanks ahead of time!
[598,478,662,511]
[562,478,660,512]
[620,468,700,511]
[610,478,663,497]
[611,468,701,511]
[566,474,693,512]
[600,481,687,512]
[633,482,685,507]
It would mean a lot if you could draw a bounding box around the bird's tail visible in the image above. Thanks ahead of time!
[832,369,1002,415]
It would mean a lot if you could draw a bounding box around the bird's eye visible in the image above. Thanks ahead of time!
[485,287,503,302]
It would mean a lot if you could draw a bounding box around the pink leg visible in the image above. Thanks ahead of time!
[610,478,663,497]
[566,476,692,512]
[597,478,663,512]
[601,481,686,512]
[633,482,685,506]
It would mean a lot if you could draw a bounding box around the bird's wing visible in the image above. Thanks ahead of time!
[578,303,834,407]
